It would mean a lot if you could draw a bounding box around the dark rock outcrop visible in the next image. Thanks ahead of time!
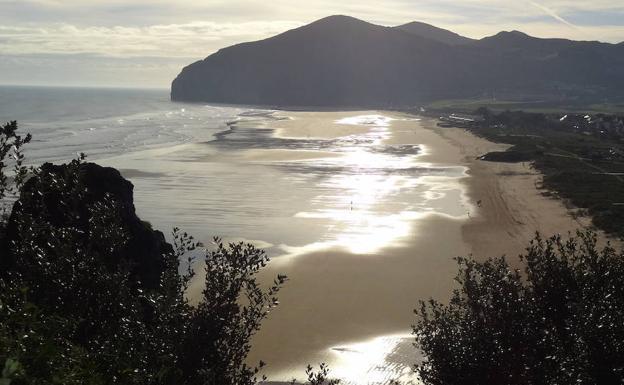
[1,162,173,290]
[171,15,624,107]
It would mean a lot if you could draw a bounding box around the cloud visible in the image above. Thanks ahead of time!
[3,3,622,60]
[0,21,304,58]
[1,0,623,87]
[0,52,188,88]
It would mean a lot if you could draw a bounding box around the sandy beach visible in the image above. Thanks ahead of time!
[243,111,595,384]
[431,122,598,260]
[50,103,600,384]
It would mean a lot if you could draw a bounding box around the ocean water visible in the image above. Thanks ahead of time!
[0,86,467,257]
[0,86,250,164]
[1,85,471,384]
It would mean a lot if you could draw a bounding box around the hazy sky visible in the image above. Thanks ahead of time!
[1,0,623,88]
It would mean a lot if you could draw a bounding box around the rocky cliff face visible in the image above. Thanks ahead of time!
[171,15,462,107]
[1,162,173,290]
[171,15,624,107]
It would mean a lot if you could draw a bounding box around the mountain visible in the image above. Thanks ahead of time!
[475,31,576,58]
[172,15,468,106]
[171,15,624,107]
[394,21,474,45]
[471,31,624,98]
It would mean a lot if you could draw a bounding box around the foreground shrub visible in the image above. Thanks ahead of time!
[414,232,624,385]
[0,121,30,228]
[0,122,286,385]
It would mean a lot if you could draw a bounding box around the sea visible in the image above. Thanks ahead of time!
[0,85,466,256]
[0,85,271,245]
[0,86,246,164]
[0,85,470,384]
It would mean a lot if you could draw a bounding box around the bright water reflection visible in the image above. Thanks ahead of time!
[275,114,467,257]
[330,334,419,384]
[95,109,468,260]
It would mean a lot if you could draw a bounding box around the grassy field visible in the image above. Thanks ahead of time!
[443,109,624,238]
[425,98,624,115]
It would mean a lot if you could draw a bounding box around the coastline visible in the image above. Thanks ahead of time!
[247,111,470,383]
[242,110,596,383]
[423,119,598,261]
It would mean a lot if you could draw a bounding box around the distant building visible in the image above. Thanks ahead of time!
[438,113,483,128]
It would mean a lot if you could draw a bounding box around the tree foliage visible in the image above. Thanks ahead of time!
[292,364,340,385]
[414,231,624,385]
[0,122,287,385]
[0,121,31,222]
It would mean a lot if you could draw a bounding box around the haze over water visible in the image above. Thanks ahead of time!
[0,86,473,384]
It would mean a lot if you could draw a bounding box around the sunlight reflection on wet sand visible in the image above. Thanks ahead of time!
[249,112,472,385]
[272,114,469,259]
[103,110,473,385]
[329,334,420,385]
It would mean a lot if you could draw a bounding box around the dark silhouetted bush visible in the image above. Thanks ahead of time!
[414,231,624,385]
[0,122,286,385]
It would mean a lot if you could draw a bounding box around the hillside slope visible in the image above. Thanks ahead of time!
[171,15,624,107]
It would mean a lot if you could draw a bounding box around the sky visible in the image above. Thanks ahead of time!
[1,0,623,89]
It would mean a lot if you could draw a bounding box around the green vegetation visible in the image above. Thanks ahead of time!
[424,98,624,115]
[0,121,288,385]
[414,231,624,385]
[454,109,624,238]
[0,121,30,221]
[2,120,624,385]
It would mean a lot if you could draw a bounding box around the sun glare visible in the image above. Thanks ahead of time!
[278,114,467,257]
[330,334,418,384]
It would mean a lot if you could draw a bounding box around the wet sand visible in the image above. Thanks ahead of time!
[271,111,375,139]
[226,111,463,384]
[111,108,593,384]
[245,111,599,384]
[100,108,600,384]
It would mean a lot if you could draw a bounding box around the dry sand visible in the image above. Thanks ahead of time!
[243,111,595,384]
[428,121,598,260]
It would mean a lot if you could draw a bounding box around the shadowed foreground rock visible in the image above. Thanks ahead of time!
[1,162,172,289]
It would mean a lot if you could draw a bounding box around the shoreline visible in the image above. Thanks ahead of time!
[423,120,599,262]
[246,111,597,384]
[247,111,470,383]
